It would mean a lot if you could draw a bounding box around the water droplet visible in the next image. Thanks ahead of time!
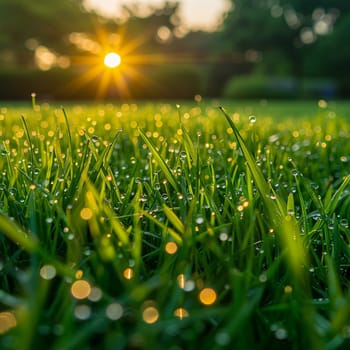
[291,169,298,177]
[196,216,204,224]
[259,274,267,282]
[249,115,256,124]
[275,328,288,340]
[340,219,349,228]
[268,134,279,143]
[9,188,17,196]
[219,232,228,241]
[287,209,295,216]
[135,177,142,184]
[183,280,195,292]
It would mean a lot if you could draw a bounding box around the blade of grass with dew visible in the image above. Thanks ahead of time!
[219,107,271,202]
[0,213,38,252]
[219,106,307,283]
[287,192,295,216]
[325,175,350,215]
[90,131,122,182]
[20,115,35,180]
[85,179,129,246]
[142,210,183,245]
[130,183,143,274]
[139,128,179,192]
[163,203,185,235]
[326,256,350,336]
[61,107,74,179]
[176,106,198,169]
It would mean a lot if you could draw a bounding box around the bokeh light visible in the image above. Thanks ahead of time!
[74,305,91,320]
[40,264,57,280]
[80,208,93,220]
[0,311,17,334]
[142,305,159,324]
[71,280,92,300]
[199,288,217,306]
[123,267,134,280]
[165,241,178,254]
[174,307,189,320]
[106,303,123,320]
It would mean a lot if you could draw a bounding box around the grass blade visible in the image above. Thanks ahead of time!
[0,214,38,252]
[139,128,179,192]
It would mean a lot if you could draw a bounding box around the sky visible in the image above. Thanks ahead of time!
[83,0,232,31]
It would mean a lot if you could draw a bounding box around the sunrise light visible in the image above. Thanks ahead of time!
[104,52,121,68]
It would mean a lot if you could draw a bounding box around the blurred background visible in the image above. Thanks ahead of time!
[0,0,349,100]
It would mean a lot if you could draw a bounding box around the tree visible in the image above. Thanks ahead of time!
[0,0,98,66]
[217,0,350,84]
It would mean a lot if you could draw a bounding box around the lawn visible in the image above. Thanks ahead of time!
[1,98,350,349]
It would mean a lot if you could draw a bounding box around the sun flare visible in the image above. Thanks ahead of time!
[64,28,157,99]
[104,52,121,68]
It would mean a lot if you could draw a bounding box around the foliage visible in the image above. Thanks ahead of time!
[217,0,350,94]
[1,100,350,348]
[223,74,337,99]
[0,0,98,64]
[223,75,299,99]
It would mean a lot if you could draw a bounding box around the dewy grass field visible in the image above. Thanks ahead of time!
[1,99,350,349]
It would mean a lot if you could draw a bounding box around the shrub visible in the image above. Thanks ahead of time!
[300,78,337,99]
[223,75,299,99]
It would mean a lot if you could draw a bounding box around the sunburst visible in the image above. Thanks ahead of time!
[61,27,157,99]
[104,52,121,68]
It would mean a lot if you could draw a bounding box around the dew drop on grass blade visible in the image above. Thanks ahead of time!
[138,128,179,192]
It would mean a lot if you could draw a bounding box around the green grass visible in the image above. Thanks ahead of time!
[1,99,350,349]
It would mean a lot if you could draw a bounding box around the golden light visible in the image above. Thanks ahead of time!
[165,241,178,255]
[199,288,217,306]
[71,280,92,300]
[0,311,17,334]
[80,207,93,221]
[64,27,171,99]
[174,307,189,320]
[142,306,159,324]
[177,274,185,289]
[123,267,134,280]
[104,52,121,68]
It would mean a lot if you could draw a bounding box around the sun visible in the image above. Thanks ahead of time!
[104,52,121,68]
[63,28,161,99]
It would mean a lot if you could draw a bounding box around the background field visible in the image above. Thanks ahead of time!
[1,99,350,349]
